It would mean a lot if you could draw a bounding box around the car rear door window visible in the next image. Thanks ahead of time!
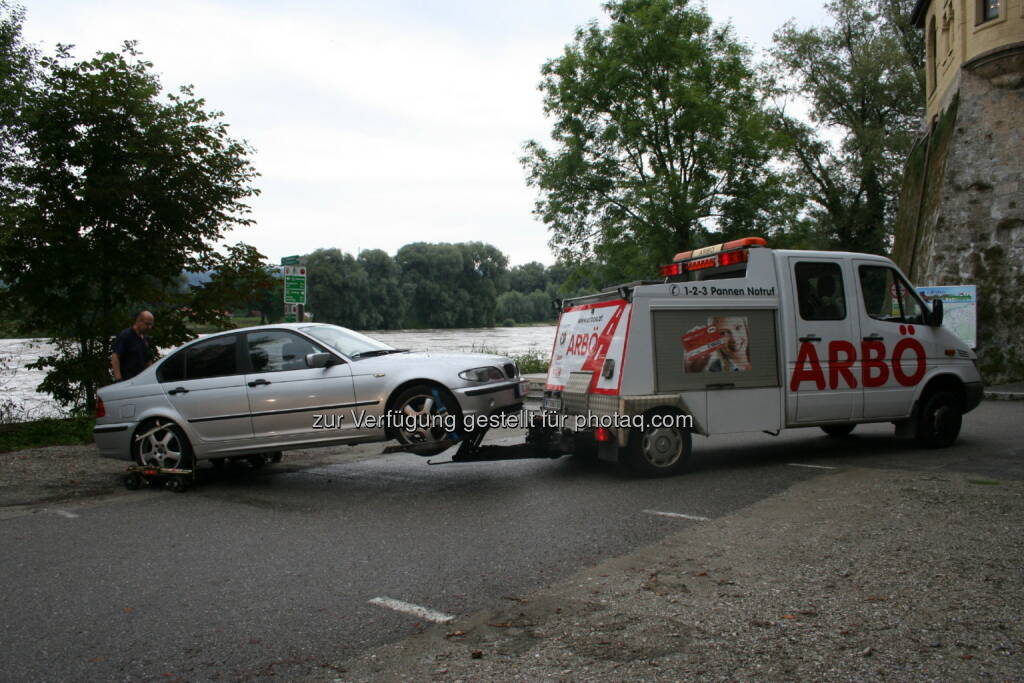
[184,335,239,380]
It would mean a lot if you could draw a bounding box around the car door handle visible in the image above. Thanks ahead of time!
[248,379,271,387]
[863,333,884,342]
[168,387,189,396]
[798,334,821,343]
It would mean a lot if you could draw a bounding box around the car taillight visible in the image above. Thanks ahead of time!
[95,397,106,418]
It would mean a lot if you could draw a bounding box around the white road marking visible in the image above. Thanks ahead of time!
[787,463,838,470]
[368,597,455,624]
[643,509,709,521]
[50,509,79,518]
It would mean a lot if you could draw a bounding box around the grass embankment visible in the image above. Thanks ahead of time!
[0,416,94,453]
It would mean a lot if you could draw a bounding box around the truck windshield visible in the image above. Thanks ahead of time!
[300,325,395,358]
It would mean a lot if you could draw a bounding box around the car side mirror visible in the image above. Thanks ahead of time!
[929,299,943,327]
[306,352,339,368]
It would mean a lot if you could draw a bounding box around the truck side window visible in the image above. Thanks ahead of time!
[795,262,846,321]
[858,265,926,324]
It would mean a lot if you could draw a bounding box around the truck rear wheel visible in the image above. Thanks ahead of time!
[915,390,963,448]
[625,410,691,477]
[821,424,856,437]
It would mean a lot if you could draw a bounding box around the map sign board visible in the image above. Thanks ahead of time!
[282,265,307,305]
[916,285,977,348]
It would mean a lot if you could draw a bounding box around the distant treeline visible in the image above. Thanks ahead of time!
[285,242,581,330]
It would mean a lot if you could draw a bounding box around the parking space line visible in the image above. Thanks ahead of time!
[786,463,838,470]
[50,509,80,519]
[368,597,455,624]
[642,510,709,521]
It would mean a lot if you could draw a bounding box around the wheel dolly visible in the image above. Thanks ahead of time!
[123,465,195,493]
[122,420,196,493]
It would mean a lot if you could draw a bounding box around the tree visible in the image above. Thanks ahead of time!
[357,248,405,329]
[305,248,372,328]
[0,2,35,196]
[523,0,790,282]
[395,242,508,328]
[509,261,548,294]
[769,0,924,254]
[0,37,262,411]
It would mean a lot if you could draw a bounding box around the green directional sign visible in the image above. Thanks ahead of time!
[281,255,300,266]
[282,265,306,304]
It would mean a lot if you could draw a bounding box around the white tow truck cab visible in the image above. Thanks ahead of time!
[542,238,984,476]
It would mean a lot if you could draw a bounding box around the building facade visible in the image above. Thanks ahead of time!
[893,0,1023,383]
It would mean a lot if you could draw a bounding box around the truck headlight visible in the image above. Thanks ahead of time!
[459,366,504,382]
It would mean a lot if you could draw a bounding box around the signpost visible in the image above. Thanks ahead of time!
[281,256,306,322]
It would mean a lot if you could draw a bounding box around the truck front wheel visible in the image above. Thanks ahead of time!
[915,390,963,448]
[625,410,691,477]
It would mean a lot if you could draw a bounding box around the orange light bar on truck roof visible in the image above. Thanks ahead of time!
[659,237,762,277]
[671,236,767,263]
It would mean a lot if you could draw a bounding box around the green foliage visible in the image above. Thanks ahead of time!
[523,0,792,282]
[0,415,94,452]
[512,349,549,374]
[0,24,266,411]
[395,242,508,328]
[768,0,924,254]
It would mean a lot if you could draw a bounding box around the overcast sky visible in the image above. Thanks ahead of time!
[22,1,830,267]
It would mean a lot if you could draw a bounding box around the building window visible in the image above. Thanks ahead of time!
[928,16,937,94]
[979,0,1000,23]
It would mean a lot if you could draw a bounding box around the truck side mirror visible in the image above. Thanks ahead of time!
[929,299,943,327]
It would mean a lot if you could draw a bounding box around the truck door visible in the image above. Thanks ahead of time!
[853,262,932,419]
[787,258,861,423]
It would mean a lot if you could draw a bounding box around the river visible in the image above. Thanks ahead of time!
[0,326,557,420]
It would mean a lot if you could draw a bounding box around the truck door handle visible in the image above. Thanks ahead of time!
[168,387,189,395]
[798,334,821,343]
[706,383,735,390]
[863,334,884,342]
[248,379,271,387]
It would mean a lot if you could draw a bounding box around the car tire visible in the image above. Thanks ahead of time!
[821,424,856,438]
[624,410,691,477]
[390,384,460,456]
[133,419,194,471]
[915,390,963,448]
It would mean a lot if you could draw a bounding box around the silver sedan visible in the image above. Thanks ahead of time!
[94,323,529,468]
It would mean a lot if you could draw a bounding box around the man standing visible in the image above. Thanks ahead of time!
[111,310,155,381]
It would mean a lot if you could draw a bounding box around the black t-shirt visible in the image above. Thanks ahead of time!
[113,328,152,380]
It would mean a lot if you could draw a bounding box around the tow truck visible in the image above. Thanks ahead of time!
[433,237,983,476]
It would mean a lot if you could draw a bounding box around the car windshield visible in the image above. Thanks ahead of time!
[300,325,396,358]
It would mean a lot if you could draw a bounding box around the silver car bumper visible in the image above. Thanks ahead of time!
[453,379,529,416]
[93,422,135,460]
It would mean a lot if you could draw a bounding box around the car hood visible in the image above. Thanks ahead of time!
[355,351,511,370]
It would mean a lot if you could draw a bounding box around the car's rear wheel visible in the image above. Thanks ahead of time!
[133,419,194,470]
[390,385,460,455]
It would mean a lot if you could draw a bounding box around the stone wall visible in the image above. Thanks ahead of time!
[893,63,1024,384]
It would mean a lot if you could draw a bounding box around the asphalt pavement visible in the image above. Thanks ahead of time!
[1,400,1022,680]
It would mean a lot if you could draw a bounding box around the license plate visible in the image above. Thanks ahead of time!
[542,397,562,411]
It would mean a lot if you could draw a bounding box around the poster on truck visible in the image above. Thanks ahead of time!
[682,316,753,373]
[546,299,631,395]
